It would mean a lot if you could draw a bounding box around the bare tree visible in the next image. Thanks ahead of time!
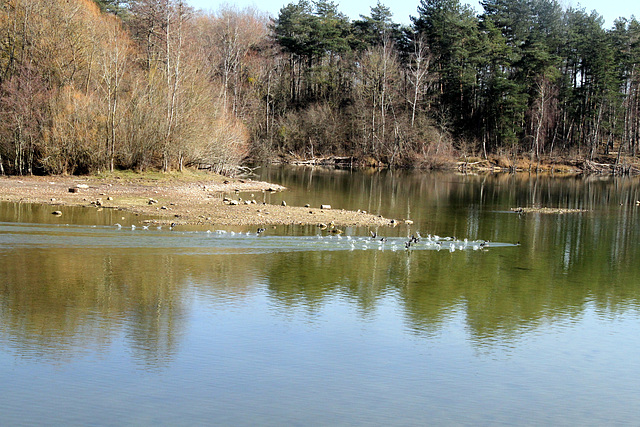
[98,15,131,172]
[407,34,432,128]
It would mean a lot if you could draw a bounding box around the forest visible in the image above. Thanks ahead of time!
[0,0,639,175]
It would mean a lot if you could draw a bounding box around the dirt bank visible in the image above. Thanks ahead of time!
[0,173,397,228]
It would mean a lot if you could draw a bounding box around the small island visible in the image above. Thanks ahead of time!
[0,173,395,227]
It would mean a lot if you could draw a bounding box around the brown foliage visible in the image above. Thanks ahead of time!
[0,0,250,175]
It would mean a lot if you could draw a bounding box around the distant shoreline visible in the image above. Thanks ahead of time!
[277,154,640,176]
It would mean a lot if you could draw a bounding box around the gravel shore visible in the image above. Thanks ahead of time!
[0,174,395,228]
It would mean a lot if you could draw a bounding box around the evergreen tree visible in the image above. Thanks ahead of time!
[353,2,402,48]
[93,0,129,17]
[413,0,482,129]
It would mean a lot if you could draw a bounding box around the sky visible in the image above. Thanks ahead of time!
[186,0,636,28]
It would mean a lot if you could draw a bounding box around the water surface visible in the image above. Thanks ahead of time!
[1,168,640,425]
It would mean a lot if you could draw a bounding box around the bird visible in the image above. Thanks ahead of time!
[370,231,377,239]
[257,227,265,234]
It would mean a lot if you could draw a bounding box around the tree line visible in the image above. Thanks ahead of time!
[0,0,638,175]
[265,0,640,167]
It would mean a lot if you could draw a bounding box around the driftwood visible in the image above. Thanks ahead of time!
[582,160,640,176]
[511,207,588,214]
[291,156,354,168]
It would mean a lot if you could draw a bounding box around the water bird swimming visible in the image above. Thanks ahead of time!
[257,227,266,234]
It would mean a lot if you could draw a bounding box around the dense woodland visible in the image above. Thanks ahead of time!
[0,0,639,175]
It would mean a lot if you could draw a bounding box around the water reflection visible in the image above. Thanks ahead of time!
[2,170,640,366]
[1,228,639,366]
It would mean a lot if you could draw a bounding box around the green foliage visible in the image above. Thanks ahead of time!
[352,2,403,48]
[93,0,129,17]
[265,0,640,163]
[272,0,352,61]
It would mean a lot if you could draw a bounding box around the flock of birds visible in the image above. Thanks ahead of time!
[111,222,496,252]
[366,230,490,252]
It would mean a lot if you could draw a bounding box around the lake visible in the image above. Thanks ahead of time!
[1,167,640,425]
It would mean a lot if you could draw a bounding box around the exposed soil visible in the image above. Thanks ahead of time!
[0,173,397,228]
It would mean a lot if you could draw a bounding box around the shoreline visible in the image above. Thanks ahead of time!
[277,153,640,175]
[0,174,397,228]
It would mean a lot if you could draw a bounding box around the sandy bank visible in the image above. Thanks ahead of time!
[0,174,396,228]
